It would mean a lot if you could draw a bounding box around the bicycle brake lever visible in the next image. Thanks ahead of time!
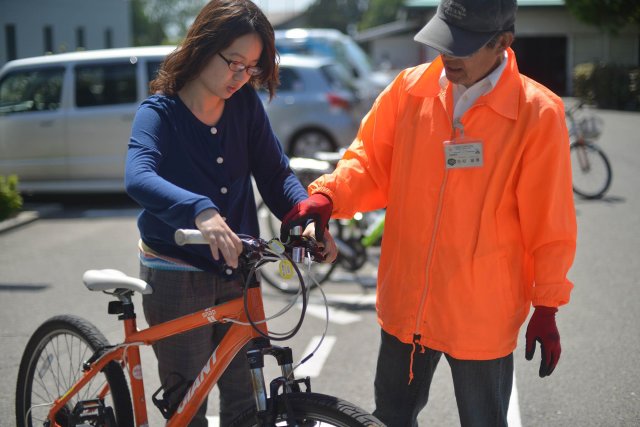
[288,236,326,263]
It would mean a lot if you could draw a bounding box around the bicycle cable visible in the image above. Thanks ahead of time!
[240,238,309,341]
[291,251,331,376]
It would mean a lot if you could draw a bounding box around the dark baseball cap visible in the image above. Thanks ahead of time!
[414,0,517,57]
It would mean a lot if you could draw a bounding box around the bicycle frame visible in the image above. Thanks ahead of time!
[46,285,269,427]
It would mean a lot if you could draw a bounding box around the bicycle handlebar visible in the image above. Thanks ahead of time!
[174,229,208,246]
[174,229,326,342]
[174,229,326,264]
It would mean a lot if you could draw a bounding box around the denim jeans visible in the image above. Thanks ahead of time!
[373,329,513,427]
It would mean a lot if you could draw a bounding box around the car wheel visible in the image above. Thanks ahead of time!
[288,129,337,158]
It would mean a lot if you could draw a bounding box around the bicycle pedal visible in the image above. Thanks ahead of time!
[70,398,116,426]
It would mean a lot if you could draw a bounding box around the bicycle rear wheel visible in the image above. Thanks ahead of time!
[257,201,341,293]
[16,315,134,427]
[570,141,612,199]
[229,392,382,426]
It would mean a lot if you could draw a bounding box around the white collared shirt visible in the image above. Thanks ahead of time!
[439,51,509,123]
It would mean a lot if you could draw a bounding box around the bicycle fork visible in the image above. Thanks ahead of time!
[247,340,311,425]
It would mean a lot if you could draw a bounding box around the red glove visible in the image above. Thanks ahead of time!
[525,306,561,378]
[280,193,333,242]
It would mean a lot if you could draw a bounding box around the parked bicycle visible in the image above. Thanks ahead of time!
[257,154,384,294]
[565,100,612,199]
[15,229,382,426]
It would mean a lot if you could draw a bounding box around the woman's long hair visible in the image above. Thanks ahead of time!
[150,0,279,99]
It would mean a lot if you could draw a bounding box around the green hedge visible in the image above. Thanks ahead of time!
[573,62,640,111]
[0,175,23,220]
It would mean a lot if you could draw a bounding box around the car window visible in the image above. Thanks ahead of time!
[75,62,137,107]
[0,67,64,115]
[278,67,303,92]
[320,64,358,93]
[277,38,336,60]
[147,60,162,85]
[276,35,373,79]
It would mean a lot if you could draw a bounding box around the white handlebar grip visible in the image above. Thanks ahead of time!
[174,229,208,246]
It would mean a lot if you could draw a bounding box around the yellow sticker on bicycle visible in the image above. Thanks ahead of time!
[278,260,294,279]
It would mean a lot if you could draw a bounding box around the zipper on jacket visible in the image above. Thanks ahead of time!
[412,120,462,341]
[408,333,424,384]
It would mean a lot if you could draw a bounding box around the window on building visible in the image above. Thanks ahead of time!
[75,62,138,107]
[0,67,65,115]
[5,24,17,61]
[76,27,86,50]
[105,28,113,49]
[43,26,54,54]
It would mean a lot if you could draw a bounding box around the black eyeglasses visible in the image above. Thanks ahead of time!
[218,52,262,77]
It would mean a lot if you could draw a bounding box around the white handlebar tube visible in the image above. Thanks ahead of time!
[174,229,208,246]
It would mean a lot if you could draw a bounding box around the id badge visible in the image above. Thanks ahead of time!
[443,137,483,169]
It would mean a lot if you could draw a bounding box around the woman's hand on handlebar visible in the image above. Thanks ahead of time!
[195,208,243,268]
[303,223,338,264]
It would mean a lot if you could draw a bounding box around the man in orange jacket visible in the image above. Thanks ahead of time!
[281,0,577,425]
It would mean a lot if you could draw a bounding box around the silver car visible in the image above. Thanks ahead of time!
[260,54,365,158]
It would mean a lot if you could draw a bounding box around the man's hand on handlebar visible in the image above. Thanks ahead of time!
[195,208,243,268]
[280,193,333,242]
[302,222,338,264]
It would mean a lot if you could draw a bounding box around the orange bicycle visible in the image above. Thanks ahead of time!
[15,228,381,426]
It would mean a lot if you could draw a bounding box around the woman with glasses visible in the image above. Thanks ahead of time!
[125,1,335,425]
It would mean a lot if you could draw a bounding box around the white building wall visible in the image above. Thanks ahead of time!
[517,8,639,69]
[370,36,422,70]
[0,0,131,65]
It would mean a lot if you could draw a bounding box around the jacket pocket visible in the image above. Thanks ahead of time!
[472,253,517,319]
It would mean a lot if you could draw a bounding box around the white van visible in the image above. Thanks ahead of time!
[0,46,175,193]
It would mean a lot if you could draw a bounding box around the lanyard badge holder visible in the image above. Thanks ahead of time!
[443,122,484,169]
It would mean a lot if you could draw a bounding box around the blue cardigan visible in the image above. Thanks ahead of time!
[125,86,307,272]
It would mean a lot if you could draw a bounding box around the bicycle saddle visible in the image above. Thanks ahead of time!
[83,269,153,294]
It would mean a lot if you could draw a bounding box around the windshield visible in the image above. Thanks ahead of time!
[276,35,373,78]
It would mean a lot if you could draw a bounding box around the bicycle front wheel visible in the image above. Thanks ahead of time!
[257,201,341,293]
[16,315,134,427]
[570,141,612,199]
[229,392,382,426]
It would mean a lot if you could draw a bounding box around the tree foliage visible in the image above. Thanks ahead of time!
[131,0,167,46]
[565,0,640,34]
[359,0,404,30]
[131,0,207,45]
[305,0,368,34]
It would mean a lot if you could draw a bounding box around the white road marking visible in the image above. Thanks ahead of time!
[207,415,219,426]
[304,303,362,324]
[302,292,376,324]
[294,335,337,378]
[507,371,522,427]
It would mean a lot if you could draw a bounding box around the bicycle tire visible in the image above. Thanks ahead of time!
[257,201,341,293]
[228,392,383,427]
[16,314,134,427]
[570,141,612,199]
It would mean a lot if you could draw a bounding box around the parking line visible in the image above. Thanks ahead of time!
[303,303,362,324]
[507,371,522,427]
[295,335,337,378]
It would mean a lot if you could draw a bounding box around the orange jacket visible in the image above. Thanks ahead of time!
[309,49,576,360]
